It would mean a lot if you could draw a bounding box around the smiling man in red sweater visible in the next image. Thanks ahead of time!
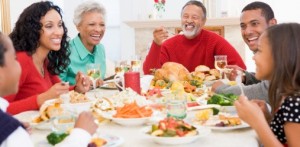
[143,1,246,74]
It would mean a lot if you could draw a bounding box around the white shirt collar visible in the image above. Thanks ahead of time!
[0,97,9,112]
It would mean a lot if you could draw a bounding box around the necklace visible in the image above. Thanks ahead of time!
[40,65,45,76]
[33,54,45,77]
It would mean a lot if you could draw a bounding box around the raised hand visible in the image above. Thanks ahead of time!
[153,26,169,45]
[74,111,98,135]
[250,99,272,122]
[234,96,265,128]
[37,82,69,107]
[75,71,90,93]
[225,65,245,82]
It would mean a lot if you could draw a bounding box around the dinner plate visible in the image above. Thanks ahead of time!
[192,114,250,131]
[206,121,250,131]
[187,104,221,111]
[14,111,52,130]
[35,133,124,147]
[141,126,211,145]
[102,110,151,126]
[45,92,95,114]
[100,83,118,90]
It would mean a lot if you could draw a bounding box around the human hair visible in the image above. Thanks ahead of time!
[266,23,300,114]
[73,0,106,26]
[0,32,7,67]
[181,0,206,19]
[242,1,275,22]
[9,1,70,75]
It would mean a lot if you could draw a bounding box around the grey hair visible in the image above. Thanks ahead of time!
[73,0,106,26]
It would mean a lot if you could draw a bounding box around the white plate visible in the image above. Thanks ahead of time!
[141,126,211,145]
[187,104,221,111]
[45,93,95,114]
[112,117,151,126]
[14,111,52,130]
[35,133,124,147]
[102,110,151,126]
[98,133,124,147]
[192,114,250,131]
[220,106,236,113]
[206,121,250,131]
[100,83,118,90]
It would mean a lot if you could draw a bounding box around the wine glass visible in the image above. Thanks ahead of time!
[86,63,101,89]
[130,55,141,72]
[214,55,227,79]
[114,60,125,75]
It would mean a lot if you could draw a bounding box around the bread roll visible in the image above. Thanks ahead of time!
[195,65,210,72]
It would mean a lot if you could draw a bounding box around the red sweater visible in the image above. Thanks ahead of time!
[143,29,246,74]
[4,52,62,115]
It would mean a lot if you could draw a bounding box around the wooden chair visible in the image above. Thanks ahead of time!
[175,26,224,37]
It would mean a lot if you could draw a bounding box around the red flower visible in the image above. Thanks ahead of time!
[154,0,158,3]
[161,0,165,4]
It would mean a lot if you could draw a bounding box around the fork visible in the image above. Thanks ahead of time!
[238,83,245,96]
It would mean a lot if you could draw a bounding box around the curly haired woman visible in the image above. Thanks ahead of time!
[4,1,90,115]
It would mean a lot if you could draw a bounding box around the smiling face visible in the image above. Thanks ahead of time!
[240,9,275,52]
[181,4,206,39]
[253,32,274,80]
[0,35,21,96]
[38,9,64,52]
[76,11,105,51]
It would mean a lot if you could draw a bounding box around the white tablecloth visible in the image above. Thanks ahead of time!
[16,89,260,147]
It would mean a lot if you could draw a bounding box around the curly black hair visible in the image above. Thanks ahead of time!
[0,32,8,67]
[9,1,70,75]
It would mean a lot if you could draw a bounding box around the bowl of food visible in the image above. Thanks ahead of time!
[142,117,211,145]
[102,102,153,126]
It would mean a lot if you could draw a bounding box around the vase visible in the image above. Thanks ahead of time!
[149,8,163,20]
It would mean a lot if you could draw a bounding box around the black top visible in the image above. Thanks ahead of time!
[0,109,23,144]
[270,96,300,144]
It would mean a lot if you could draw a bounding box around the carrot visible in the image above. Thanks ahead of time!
[113,101,153,118]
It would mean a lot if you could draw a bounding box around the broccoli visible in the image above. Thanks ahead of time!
[207,95,223,104]
[47,132,69,145]
[207,93,238,106]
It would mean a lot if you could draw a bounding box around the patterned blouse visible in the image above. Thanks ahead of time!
[270,96,300,144]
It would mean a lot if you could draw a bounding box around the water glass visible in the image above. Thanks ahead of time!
[52,114,76,133]
[166,94,187,120]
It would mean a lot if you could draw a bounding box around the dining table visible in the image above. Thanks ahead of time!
[14,88,260,147]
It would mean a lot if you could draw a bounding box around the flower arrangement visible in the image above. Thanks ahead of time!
[154,0,166,12]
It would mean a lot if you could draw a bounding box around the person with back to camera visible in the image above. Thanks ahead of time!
[235,23,300,147]
[0,31,98,147]
[4,1,90,115]
[60,0,107,87]
[143,0,246,74]
[212,1,277,102]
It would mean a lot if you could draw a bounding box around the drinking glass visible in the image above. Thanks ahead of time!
[52,114,76,133]
[114,60,125,75]
[165,93,187,120]
[130,55,141,72]
[86,63,101,89]
[214,55,227,79]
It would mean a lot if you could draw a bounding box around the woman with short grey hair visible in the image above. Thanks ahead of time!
[60,0,107,87]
